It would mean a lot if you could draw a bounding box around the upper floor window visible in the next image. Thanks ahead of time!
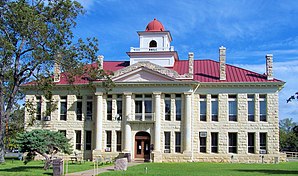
[76,96,82,121]
[211,95,218,121]
[60,96,67,121]
[175,94,182,121]
[259,95,267,122]
[247,95,255,122]
[165,94,171,121]
[36,96,42,120]
[86,96,93,120]
[228,95,237,122]
[107,95,112,121]
[149,40,157,48]
[199,95,207,121]
[116,95,123,121]
[135,94,152,121]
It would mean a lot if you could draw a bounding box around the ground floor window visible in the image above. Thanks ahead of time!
[116,131,122,152]
[211,132,218,153]
[164,132,171,153]
[199,132,207,153]
[260,132,267,152]
[85,131,92,150]
[75,130,81,150]
[106,131,112,152]
[248,132,255,153]
[175,132,181,153]
[228,132,237,153]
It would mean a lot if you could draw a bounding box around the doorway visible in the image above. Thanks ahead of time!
[135,131,151,161]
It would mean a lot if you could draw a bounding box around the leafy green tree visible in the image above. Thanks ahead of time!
[0,0,113,163]
[279,118,298,151]
[16,129,71,170]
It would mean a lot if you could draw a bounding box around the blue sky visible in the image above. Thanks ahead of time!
[74,0,298,121]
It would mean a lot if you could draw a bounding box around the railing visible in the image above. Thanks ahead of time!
[127,113,155,122]
[130,46,174,52]
[285,152,298,160]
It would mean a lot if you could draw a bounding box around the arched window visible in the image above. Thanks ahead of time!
[149,40,157,48]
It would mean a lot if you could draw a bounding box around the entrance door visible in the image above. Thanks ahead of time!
[135,132,151,161]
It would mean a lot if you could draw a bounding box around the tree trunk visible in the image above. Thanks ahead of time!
[0,80,5,163]
[40,152,51,170]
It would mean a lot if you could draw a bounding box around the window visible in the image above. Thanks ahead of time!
[106,131,112,152]
[116,131,122,152]
[248,132,255,153]
[200,95,207,121]
[107,95,112,121]
[165,94,171,121]
[85,131,92,150]
[164,132,171,153]
[259,95,267,122]
[86,96,93,120]
[60,96,67,121]
[58,130,66,137]
[200,133,207,153]
[247,95,255,121]
[211,95,218,121]
[135,94,152,121]
[228,132,237,153]
[175,94,182,121]
[149,40,157,49]
[45,102,51,120]
[175,132,181,153]
[36,96,42,120]
[75,130,82,150]
[76,96,82,121]
[116,95,123,120]
[228,95,237,121]
[260,133,267,152]
[211,132,218,153]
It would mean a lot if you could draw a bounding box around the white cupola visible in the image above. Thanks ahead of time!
[127,18,178,67]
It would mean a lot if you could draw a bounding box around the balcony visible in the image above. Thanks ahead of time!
[127,113,155,123]
[130,46,174,52]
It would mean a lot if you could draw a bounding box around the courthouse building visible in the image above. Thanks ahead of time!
[24,19,285,163]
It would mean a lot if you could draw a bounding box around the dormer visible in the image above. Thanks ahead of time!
[128,19,178,67]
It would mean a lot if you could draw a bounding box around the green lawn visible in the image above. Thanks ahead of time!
[0,159,98,176]
[100,162,298,176]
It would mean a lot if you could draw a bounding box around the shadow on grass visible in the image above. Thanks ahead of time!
[0,165,52,175]
[238,169,298,175]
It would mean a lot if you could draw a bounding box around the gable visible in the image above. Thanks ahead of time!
[113,68,176,82]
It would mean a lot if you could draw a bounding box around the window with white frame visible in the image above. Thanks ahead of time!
[259,95,267,122]
[164,132,171,153]
[175,132,181,153]
[199,132,207,153]
[248,132,255,153]
[107,95,112,121]
[228,132,237,153]
[135,94,152,121]
[164,94,171,121]
[106,131,112,152]
[247,95,255,121]
[86,96,93,120]
[116,95,123,121]
[36,96,42,120]
[175,94,182,121]
[76,96,82,121]
[228,95,237,121]
[260,132,267,152]
[200,95,207,121]
[211,95,218,121]
[60,96,67,121]
[211,132,218,153]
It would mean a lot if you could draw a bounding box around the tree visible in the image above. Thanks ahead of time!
[16,129,71,170]
[279,118,298,151]
[287,92,298,103]
[0,0,113,163]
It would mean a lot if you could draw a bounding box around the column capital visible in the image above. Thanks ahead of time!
[184,92,192,95]
[95,92,103,96]
[123,92,132,96]
[153,92,162,95]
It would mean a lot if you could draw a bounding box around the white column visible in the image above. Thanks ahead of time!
[184,92,192,152]
[95,93,103,151]
[123,92,132,152]
[153,92,161,152]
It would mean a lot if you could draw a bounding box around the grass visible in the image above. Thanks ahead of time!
[100,162,298,176]
[0,159,103,176]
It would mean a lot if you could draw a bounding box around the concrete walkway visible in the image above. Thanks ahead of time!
[65,162,143,176]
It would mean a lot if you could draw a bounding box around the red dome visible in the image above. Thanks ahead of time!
[145,18,165,32]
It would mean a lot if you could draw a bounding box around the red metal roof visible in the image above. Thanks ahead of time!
[145,18,165,32]
[24,60,282,86]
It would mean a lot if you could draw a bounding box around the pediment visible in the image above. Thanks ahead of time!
[113,67,176,82]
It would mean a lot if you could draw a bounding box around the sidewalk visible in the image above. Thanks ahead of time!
[65,162,142,176]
